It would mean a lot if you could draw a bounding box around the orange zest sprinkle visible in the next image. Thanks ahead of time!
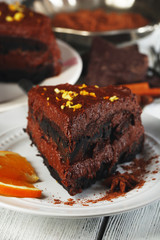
[109,96,119,102]
[80,90,89,96]
[62,91,78,101]
[90,92,96,97]
[56,97,61,101]
[61,104,65,110]
[13,12,24,21]
[80,90,96,97]
[54,88,60,94]
[6,16,13,22]
[103,96,109,100]
[72,103,82,110]
[66,100,73,107]
[54,88,78,101]
[8,2,24,12]
[8,4,17,11]
[78,84,87,89]
[55,85,96,111]
[61,101,82,111]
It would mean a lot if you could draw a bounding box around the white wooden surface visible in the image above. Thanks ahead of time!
[103,200,160,240]
[0,208,103,240]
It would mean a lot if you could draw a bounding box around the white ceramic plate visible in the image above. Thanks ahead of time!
[0,39,82,112]
[0,114,160,218]
[143,99,160,120]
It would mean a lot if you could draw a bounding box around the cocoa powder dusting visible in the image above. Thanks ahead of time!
[54,199,62,204]
[51,155,159,206]
[64,198,76,206]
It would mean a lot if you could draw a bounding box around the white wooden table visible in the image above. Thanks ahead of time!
[0,28,160,240]
[1,200,160,240]
[0,199,159,240]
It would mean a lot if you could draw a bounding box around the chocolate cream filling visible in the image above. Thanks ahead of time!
[27,116,144,195]
[30,109,136,164]
[0,36,47,54]
[0,64,54,83]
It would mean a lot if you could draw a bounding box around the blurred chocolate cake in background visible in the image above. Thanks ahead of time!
[0,2,61,84]
[84,37,160,106]
[85,37,148,86]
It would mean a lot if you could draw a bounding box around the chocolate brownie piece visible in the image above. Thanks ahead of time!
[85,37,148,86]
[0,2,61,83]
[27,83,144,195]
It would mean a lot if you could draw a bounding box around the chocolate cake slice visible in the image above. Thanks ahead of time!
[85,37,148,86]
[0,2,61,83]
[27,83,144,195]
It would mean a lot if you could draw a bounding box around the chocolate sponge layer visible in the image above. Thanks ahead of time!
[32,109,136,164]
[43,135,144,196]
[27,116,144,195]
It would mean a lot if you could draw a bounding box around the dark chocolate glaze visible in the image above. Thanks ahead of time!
[0,2,52,43]
[85,37,148,86]
[28,84,142,141]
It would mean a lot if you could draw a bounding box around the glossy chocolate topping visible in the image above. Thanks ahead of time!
[0,2,51,43]
[28,84,142,140]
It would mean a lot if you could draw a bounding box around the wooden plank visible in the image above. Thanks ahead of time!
[102,201,160,240]
[0,208,103,240]
[97,217,110,240]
